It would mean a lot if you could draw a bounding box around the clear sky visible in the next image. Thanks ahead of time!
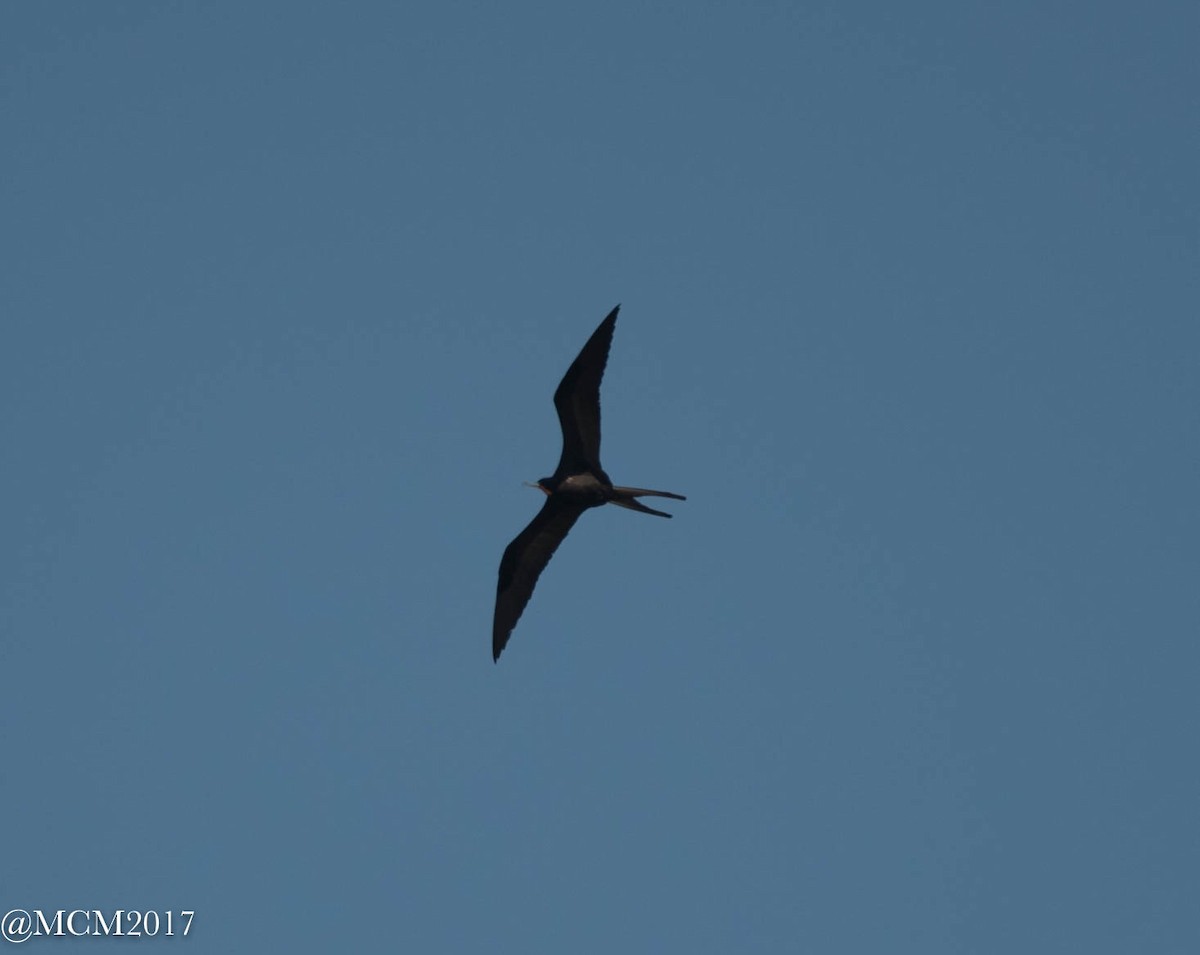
[3,2,1197,952]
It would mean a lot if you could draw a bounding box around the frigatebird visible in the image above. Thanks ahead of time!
[492,305,685,661]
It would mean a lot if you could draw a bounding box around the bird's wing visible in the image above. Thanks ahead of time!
[493,497,585,661]
[552,305,619,477]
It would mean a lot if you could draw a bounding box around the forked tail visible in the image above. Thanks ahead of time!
[609,486,687,518]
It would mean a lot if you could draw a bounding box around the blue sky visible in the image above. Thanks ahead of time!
[3,2,1197,951]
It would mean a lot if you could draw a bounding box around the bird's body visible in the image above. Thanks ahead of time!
[545,471,610,504]
[492,305,685,661]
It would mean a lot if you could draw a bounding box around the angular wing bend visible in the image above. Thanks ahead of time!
[552,305,618,478]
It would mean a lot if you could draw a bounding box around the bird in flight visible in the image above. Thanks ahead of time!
[492,305,685,661]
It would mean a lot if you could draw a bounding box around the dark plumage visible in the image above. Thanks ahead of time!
[492,305,685,661]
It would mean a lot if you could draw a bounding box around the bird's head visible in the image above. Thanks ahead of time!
[523,478,556,495]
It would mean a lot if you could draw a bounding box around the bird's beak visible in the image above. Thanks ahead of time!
[523,481,550,496]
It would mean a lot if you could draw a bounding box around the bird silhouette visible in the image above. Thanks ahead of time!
[492,305,685,661]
